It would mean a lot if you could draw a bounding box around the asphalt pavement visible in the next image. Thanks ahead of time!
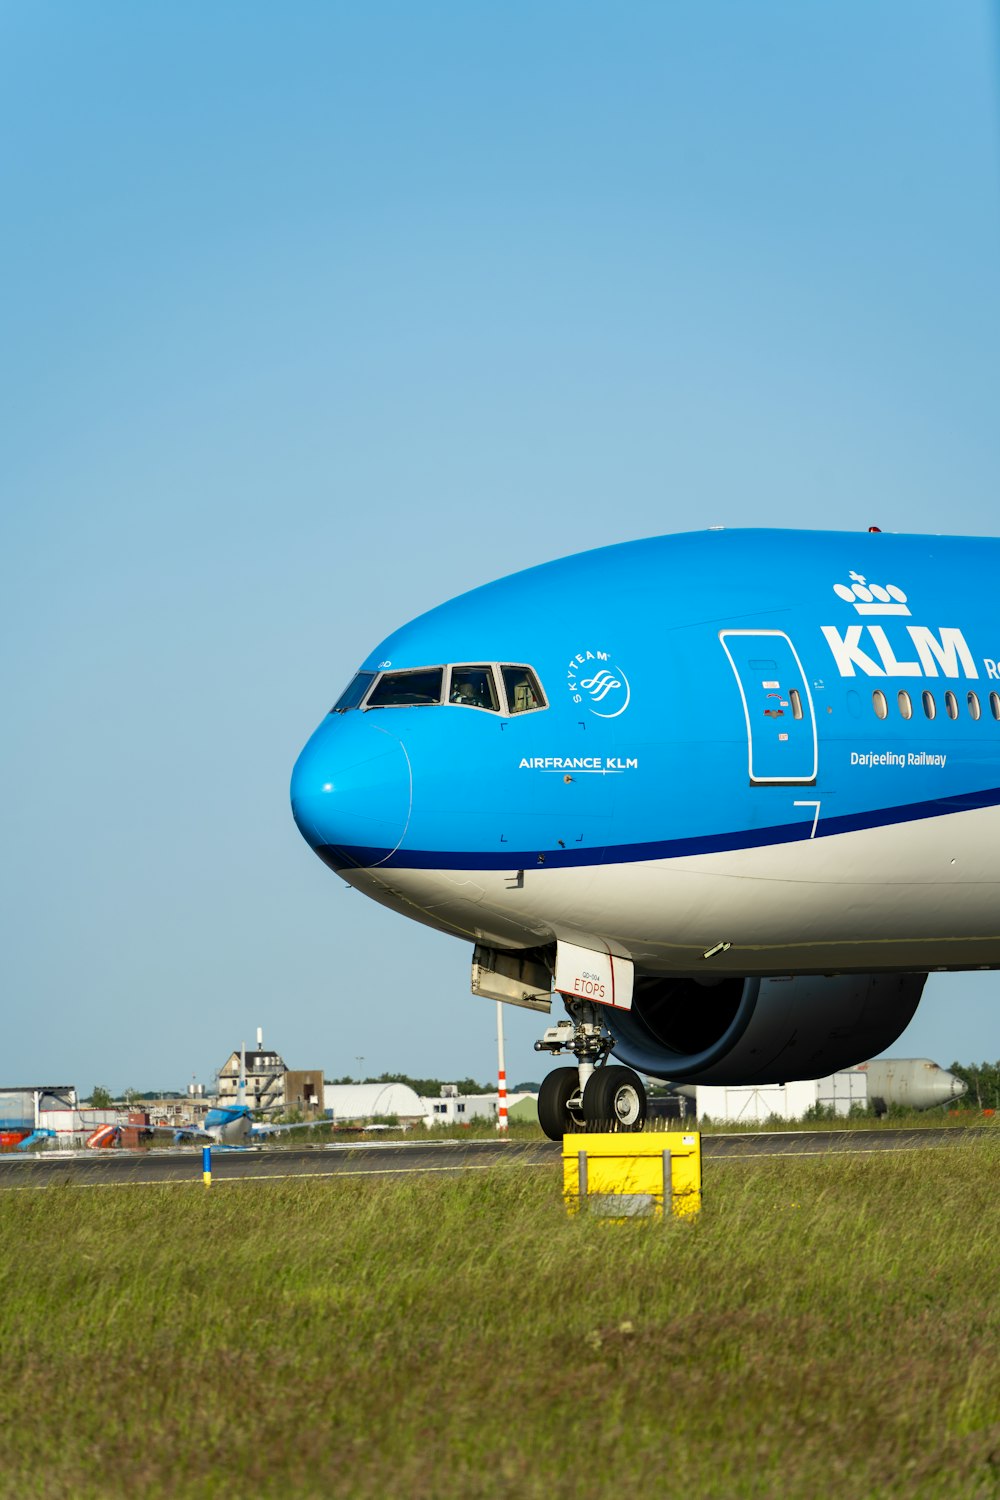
[0,1125,988,1190]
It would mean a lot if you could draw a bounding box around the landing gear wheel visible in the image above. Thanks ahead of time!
[582,1065,647,1132]
[538,1068,584,1142]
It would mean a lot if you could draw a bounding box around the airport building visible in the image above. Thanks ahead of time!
[422,1084,498,1127]
[1,1084,77,1137]
[323,1081,424,1126]
[0,1085,125,1149]
[217,1045,287,1112]
[507,1094,539,1124]
[137,1093,212,1131]
[320,1082,539,1129]
[216,1030,323,1118]
[695,1073,867,1125]
[421,1086,539,1128]
[282,1070,324,1117]
[693,1058,965,1124]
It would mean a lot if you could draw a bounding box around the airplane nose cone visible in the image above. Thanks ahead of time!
[290,714,411,868]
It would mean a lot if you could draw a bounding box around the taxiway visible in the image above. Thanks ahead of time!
[0,1126,986,1190]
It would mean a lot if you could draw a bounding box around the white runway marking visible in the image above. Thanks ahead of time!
[708,1146,933,1160]
[0,1159,551,1191]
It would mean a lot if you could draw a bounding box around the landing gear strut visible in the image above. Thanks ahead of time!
[535,1000,647,1140]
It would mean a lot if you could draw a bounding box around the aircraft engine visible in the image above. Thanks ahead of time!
[602,972,927,1085]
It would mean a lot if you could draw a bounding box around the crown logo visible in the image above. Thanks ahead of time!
[832,572,910,617]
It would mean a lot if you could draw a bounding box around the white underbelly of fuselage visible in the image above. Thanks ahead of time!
[345,803,1000,976]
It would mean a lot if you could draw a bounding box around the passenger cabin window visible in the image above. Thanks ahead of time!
[922,690,936,720]
[992,692,1000,721]
[331,672,376,713]
[968,691,982,721]
[898,690,913,720]
[502,665,545,714]
[873,690,888,720]
[366,668,443,708]
[449,665,500,712]
[944,690,959,721]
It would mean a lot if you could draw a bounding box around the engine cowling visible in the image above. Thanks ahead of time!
[603,972,927,1085]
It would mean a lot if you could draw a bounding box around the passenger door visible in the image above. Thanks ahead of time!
[719,630,817,785]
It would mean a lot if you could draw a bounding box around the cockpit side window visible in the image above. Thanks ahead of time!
[501,665,545,714]
[366,668,443,707]
[330,672,377,713]
[448,665,500,712]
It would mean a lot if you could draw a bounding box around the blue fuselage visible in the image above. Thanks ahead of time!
[290,529,1000,977]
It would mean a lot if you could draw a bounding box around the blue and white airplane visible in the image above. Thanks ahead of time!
[87,1106,327,1150]
[290,528,1000,1139]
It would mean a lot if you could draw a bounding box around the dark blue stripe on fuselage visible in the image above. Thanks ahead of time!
[317,782,1000,873]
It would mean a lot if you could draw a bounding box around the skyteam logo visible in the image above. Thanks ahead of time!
[832,572,911,617]
[567,649,631,718]
[582,668,622,704]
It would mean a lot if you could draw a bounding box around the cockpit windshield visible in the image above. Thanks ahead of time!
[366,668,444,707]
[501,665,544,714]
[449,665,500,711]
[330,663,546,715]
[330,672,377,713]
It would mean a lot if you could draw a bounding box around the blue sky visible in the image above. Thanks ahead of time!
[2,3,999,1094]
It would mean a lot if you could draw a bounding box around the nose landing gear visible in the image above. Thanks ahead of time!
[536,1067,586,1140]
[535,1001,647,1141]
[583,1065,646,1129]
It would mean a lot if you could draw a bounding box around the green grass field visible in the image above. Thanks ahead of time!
[2,1135,1000,1499]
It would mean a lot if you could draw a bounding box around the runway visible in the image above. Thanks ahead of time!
[0,1125,988,1190]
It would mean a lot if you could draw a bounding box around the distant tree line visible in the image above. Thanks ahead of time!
[332,1072,540,1094]
[83,1086,167,1107]
[949,1061,1000,1111]
[327,1071,494,1095]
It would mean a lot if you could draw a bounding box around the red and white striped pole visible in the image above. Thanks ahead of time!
[496,1000,508,1132]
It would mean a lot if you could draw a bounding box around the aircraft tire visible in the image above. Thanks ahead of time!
[582,1065,647,1132]
[537,1068,582,1141]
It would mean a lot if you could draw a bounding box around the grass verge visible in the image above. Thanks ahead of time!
[2,1140,999,1498]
